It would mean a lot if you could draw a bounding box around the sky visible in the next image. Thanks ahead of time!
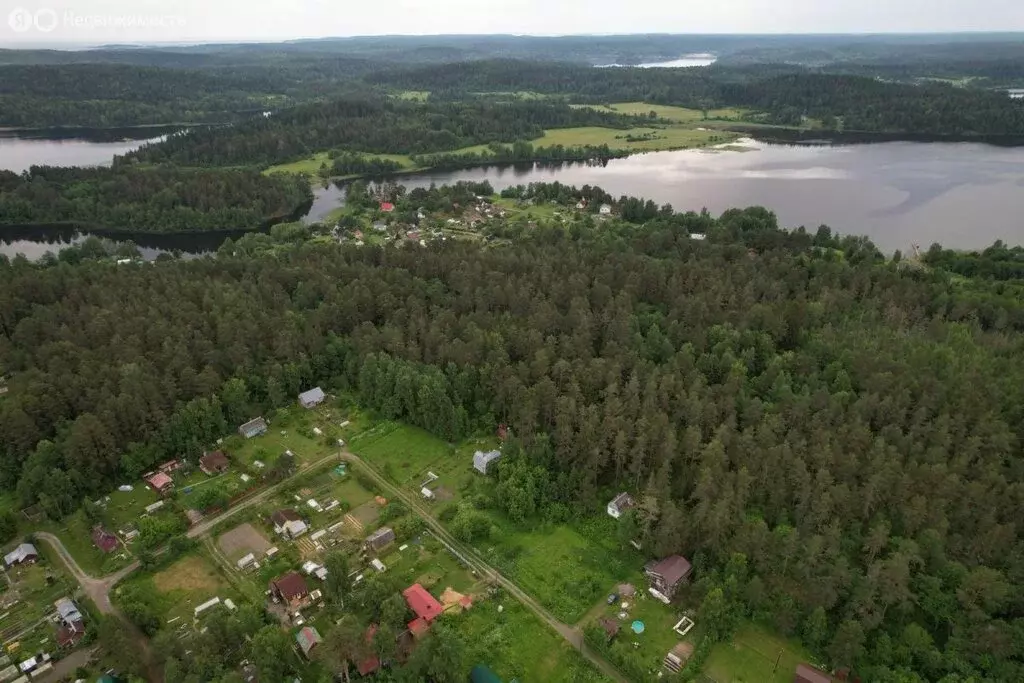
[2,0,1023,45]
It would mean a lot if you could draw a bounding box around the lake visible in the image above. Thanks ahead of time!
[596,54,717,68]
[0,126,174,173]
[5,132,1024,259]
[308,139,1024,253]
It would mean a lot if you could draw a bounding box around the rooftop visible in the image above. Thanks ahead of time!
[403,583,444,623]
[647,555,692,586]
[271,572,308,601]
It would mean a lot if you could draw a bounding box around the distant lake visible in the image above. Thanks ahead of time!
[5,131,1024,260]
[0,126,174,173]
[596,54,717,68]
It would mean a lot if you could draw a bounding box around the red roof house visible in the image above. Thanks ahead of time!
[57,619,86,648]
[270,572,310,608]
[403,583,443,623]
[380,202,395,213]
[91,526,118,553]
[146,471,174,495]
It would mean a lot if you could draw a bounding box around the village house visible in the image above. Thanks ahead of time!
[644,555,693,602]
[238,417,268,439]
[380,202,395,213]
[269,572,310,609]
[473,449,501,475]
[4,543,38,567]
[199,450,230,475]
[403,583,443,636]
[364,526,396,552]
[606,492,636,519]
[55,598,83,628]
[146,471,174,495]
[794,663,834,683]
[298,387,325,409]
[91,526,118,553]
[295,626,322,658]
[270,509,308,539]
[599,203,612,215]
[689,233,707,241]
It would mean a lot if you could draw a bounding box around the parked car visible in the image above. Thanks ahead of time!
[607,593,619,605]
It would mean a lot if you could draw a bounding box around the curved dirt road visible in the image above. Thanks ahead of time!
[35,532,138,614]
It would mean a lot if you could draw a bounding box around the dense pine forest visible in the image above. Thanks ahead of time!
[1,184,1022,681]
[0,166,311,233]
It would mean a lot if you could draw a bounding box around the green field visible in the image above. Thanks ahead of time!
[576,102,751,123]
[104,485,161,530]
[41,510,133,575]
[350,422,455,485]
[704,624,817,683]
[395,90,430,101]
[532,125,736,151]
[482,518,644,623]
[264,152,420,176]
[454,594,608,683]
[224,404,352,468]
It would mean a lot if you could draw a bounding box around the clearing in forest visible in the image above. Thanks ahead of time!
[703,624,817,683]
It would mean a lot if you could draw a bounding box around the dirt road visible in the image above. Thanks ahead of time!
[341,451,630,683]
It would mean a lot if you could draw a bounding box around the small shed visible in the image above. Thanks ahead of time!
[473,449,501,475]
[606,492,635,519]
[238,417,268,439]
[296,626,322,658]
[236,553,256,570]
[298,387,326,409]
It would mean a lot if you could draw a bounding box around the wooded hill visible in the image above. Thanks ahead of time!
[0,184,1022,681]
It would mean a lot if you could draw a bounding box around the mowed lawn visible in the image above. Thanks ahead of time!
[145,552,236,622]
[704,624,817,683]
[454,596,608,683]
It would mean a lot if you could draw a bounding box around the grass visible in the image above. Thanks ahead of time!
[264,152,420,176]
[350,422,455,487]
[103,486,161,530]
[480,517,644,624]
[152,555,225,594]
[576,102,750,123]
[40,510,132,575]
[224,405,343,468]
[531,125,736,151]
[453,593,608,682]
[394,90,430,101]
[0,557,77,647]
[379,536,479,594]
[703,624,817,683]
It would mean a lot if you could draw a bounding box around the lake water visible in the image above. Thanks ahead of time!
[0,127,172,173]
[5,133,1024,259]
[596,54,717,68]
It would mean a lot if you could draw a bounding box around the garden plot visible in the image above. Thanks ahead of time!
[217,523,272,563]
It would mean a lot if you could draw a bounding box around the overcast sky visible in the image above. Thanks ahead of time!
[3,0,1024,45]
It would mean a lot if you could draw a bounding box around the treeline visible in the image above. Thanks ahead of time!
[323,151,405,177]
[410,141,623,170]
[0,61,378,127]
[922,240,1024,280]
[0,166,311,233]
[124,98,641,167]
[369,60,1024,136]
[2,184,1024,680]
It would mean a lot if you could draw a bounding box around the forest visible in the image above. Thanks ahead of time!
[1,183,1023,681]
[0,166,311,233]
[123,98,640,167]
[369,61,1024,136]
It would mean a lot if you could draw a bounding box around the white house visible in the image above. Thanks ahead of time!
[4,543,38,567]
[689,233,707,241]
[599,204,612,215]
[473,450,502,475]
[606,492,636,519]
